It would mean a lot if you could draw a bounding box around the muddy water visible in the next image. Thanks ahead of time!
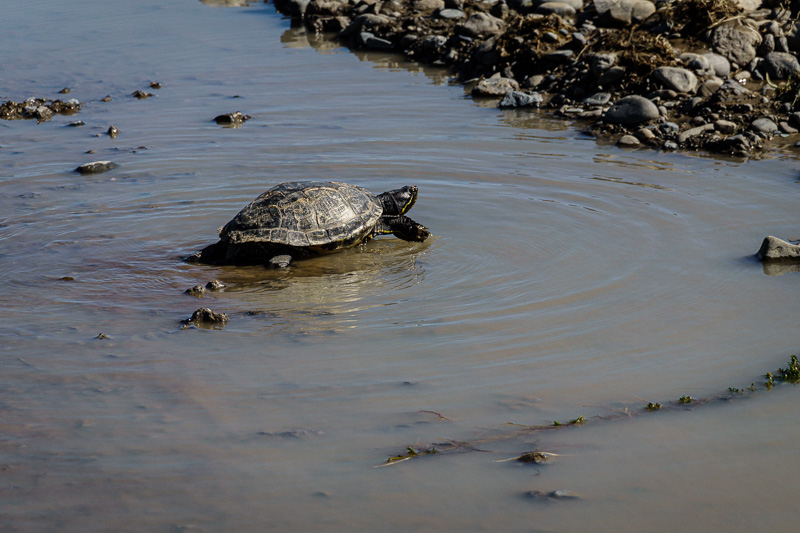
[2,0,799,531]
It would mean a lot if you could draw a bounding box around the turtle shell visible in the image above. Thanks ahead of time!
[219,181,383,249]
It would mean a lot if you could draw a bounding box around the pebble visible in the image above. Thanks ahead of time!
[677,123,714,144]
[535,2,576,16]
[438,9,464,19]
[583,92,612,106]
[757,236,800,261]
[714,120,737,134]
[182,308,229,327]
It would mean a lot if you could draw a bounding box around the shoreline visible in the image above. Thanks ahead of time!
[274,0,800,159]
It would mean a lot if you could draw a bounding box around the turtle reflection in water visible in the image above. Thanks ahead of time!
[187,181,430,268]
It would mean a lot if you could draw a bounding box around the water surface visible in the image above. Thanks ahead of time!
[2,1,799,531]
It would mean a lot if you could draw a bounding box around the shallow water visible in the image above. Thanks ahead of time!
[2,1,799,531]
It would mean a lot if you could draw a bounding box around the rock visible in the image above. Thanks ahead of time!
[718,134,751,155]
[206,280,226,291]
[598,66,626,86]
[583,92,611,106]
[617,134,641,146]
[790,112,800,128]
[757,236,800,261]
[525,489,581,501]
[107,125,119,138]
[269,255,293,268]
[75,161,119,174]
[214,111,251,125]
[714,120,737,134]
[703,53,731,77]
[131,90,153,99]
[676,123,714,144]
[604,95,659,125]
[652,67,698,93]
[634,127,656,142]
[185,285,206,296]
[750,117,778,134]
[183,308,229,327]
[779,121,798,134]
[472,76,520,96]
[732,0,761,11]
[535,2,576,16]
[758,33,776,57]
[459,12,505,38]
[761,52,800,79]
[279,0,311,17]
[438,8,464,19]
[591,53,617,76]
[542,49,575,65]
[698,79,724,97]
[594,0,655,25]
[499,90,543,108]
[412,0,444,10]
[711,22,762,66]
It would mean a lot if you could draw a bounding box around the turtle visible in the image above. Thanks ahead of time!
[187,181,430,267]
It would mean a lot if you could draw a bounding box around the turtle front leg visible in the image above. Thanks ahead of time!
[268,255,293,268]
[378,216,431,242]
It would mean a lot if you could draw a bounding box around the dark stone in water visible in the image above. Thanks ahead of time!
[182,308,229,327]
[214,111,251,125]
[75,161,119,174]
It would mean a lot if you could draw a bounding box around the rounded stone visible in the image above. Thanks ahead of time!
[652,67,698,94]
[750,117,778,134]
[761,52,800,80]
[535,2,576,16]
[604,95,660,125]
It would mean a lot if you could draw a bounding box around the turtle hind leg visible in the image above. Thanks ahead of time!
[378,216,430,242]
[185,241,226,264]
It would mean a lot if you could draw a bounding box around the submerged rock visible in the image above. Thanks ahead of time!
[75,161,119,175]
[182,308,229,327]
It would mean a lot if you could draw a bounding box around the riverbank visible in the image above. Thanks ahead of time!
[274,0,800,158]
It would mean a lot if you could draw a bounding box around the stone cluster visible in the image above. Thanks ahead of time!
[0,97,81,123]
[274,0,800,158]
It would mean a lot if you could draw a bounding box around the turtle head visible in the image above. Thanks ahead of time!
[378,186,418,216]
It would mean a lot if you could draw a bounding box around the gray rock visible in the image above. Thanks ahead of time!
[591,53,617,76]
[698,79,724,97]
[535,2,576,16]
[634,127,656,142]
[594,0,655,25]
[543,49,575,65]
[412,0,445,10]
[75,161,119,174]
[459,12,505,38]
[712,22,762,65]
[652,66,698,93]
[583,92,612,106]
[716,78,751,97]
[598,66,626,85]
[499,91,543,108]
[703,53,731,77]
[750,117,778,134]
[714,120,737,134]
[472,76,520,96]
[438,8,465,19]
[758,33,776,57]
[676,123,714,144]
[761,52,800,79]
[789,112,800,128]
[779,121,798,134]
[617,134,641,146]
[720,134,751,155]
[757,236,800,261]
[548,0,584,9]
[604,95,659,125]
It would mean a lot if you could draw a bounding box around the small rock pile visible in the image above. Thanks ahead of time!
[274,0,800,158]
[0,97,82,123]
